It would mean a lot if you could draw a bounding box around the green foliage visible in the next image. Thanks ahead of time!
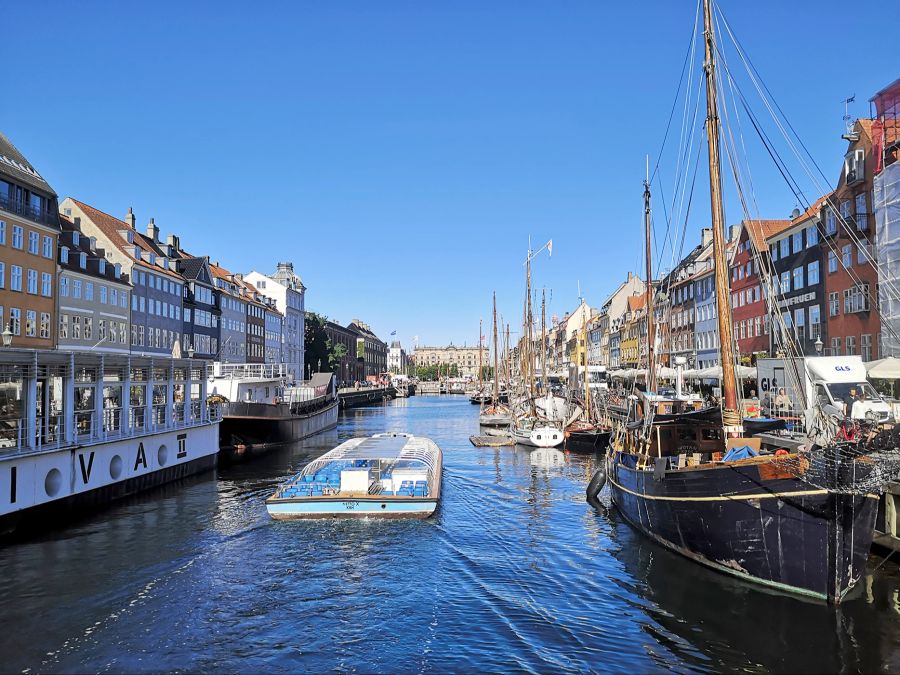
[329,342,348,371]
[304,312,331,375]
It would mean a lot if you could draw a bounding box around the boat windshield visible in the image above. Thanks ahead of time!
[826,382,883,403]
[299,433,441,484]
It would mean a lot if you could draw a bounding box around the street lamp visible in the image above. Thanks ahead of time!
[814,336,823,355]
[187,346,195,359]
[1,323,12,347]
[317,358,321,373]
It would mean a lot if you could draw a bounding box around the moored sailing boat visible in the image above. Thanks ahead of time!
[480,292,512,427]
[590,0,895,603]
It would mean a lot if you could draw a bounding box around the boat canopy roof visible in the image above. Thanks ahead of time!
[300,433,442,476]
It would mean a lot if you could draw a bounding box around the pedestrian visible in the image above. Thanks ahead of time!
[844,387,859,416]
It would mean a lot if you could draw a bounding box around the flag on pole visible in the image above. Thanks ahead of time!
[547,239,553,257]
[390,330,396,336]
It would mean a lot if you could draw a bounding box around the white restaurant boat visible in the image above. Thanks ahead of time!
[511,418,564,448]
[266,433,442,519]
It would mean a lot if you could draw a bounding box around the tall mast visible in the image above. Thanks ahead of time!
[703,0,740,425]
[583,320,590,418]
[478,318,483,389]
[526,251,535,399]
[506,323,512,393]
[644,158,657,394]
[541,289,547,395]
[492,292,500,403]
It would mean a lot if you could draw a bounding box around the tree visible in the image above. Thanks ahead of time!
[304,312,331,376]
[329,342,348,372]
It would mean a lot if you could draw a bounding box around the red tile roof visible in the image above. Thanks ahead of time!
[744,219,792,250]
[68,198,185,280]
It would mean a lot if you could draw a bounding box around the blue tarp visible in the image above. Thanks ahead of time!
[722,445,758,462]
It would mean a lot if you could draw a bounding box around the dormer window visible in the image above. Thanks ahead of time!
[72,231,80,246]
[148,253,156,265]
[114,263,121,279]
[98,259,106,274]
[89,236,96,250]
[79,252,87,269]
[845,149,865,185]
[60,246,69,263]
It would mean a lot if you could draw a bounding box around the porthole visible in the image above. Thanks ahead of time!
[110,454,123,480]
[158,444,168,467]
[44,468,62,497]
[381,504,387,509]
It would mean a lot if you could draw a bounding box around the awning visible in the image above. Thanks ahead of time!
[865,357,900,379]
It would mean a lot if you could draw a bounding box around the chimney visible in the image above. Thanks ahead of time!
[166,233,180,250]
[729,224,741,241]
[146,218,159,243]
[125,207,136,229]
[701,228,713,247]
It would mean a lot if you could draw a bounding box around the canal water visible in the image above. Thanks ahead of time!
[2,395,900,673]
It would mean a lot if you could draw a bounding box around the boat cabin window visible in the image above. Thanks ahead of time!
[678,427,695,441]
[815,384,830,407]
[701,428,721,441]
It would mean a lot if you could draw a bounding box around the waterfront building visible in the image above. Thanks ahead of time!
[61,200,185,357]
[387,340,407,374]
[244,262,305,383]
[348,319,387,378]
[595,273,645,367]
[823,120,880,359]
[411,344,488,378]
[210,263,248,363]
[242,281,267,364]
[608,316,622,369]
[620,294,646,368]
[0,132,60,349]
[323,319,365,382]
[587,316,602,365]
[57,214,130,353]
[663,229,711,369]
[767,201,827,356]
[170,250,220,360]
[874,79,900,356]
[694,267,719,370]
[264,305,284,365]
[732,219,791,362]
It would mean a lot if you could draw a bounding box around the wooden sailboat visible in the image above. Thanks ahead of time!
[590,0,883,603]
[512,243,564,448]
[480,293,512,427]
[564,320,612,453]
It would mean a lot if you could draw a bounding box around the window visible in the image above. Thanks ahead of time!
[840,200,851,219]
[807,261,819,285]
[755,316,762,337]
[795,308,806,342]
[842,245,853,268]
[738,290,745,307]
[110,288,117,306]
[40,312,50,339]
[855,193,868,230]
[28,231,39,254]
[780,239,789,258]
[60,246,69,264]
[0,220,5,244]
[780,271,790,294]
[846,335,856,356]
[10,308,21,335]
[771,243,779,262]
[829,292,839,316]
[121,292,127,309]
[100,286,107,304]
[831,337,841,356]
[826,209,837,235]
[12,225,23,249]
[862,334,873,362]
[27,269,37,294]
[793,267,804,290]
[84,317,92,340]
[41,272,51,297]
[0,262,3,289]
[73,279,82,299]
[754,285,761,303]
[25,310,36,337]
[139,296,145,312]
[857,240,870,265]
[72,315,81,340]
[844,284,871,314]
[806,226,819,247]
[793,232,803,254]
[42,235,52,258]
[809,305,821,339]
[828,250,837,273]
[79,252,87,269]
[85,281,94,301]
[11,265,22,292]
[99,319,106,341]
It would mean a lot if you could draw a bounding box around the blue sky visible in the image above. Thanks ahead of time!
[5,1,898,351]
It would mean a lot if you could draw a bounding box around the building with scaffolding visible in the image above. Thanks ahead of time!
[874,79,900,357]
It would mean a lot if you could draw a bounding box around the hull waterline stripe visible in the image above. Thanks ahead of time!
[606,471,834,502]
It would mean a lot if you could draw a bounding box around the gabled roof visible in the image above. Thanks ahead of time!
[58,214,130,284]
[177,256,209,281]
[67,198,185,280]
[744,219,792,250]
[0,131,56,196]
[627,294,646,312]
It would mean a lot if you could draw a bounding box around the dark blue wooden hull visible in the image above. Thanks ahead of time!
[606,450,879,602]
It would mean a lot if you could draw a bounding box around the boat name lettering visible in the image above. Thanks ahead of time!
[344,501,359,510]
[177,434,187,459]
[79,451,95,484]
[134,443,148,471]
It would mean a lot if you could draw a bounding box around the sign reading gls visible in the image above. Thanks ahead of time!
[834,365,852,372]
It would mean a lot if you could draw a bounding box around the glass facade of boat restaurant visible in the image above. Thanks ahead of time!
[0,349,215,452]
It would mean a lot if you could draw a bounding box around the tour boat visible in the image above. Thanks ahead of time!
[266,433,442,519]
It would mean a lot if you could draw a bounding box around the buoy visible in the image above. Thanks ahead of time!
[774,448,789,456]
[586,466,607,510]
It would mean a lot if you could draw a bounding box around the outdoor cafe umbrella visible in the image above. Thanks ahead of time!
[865,357,900,380]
